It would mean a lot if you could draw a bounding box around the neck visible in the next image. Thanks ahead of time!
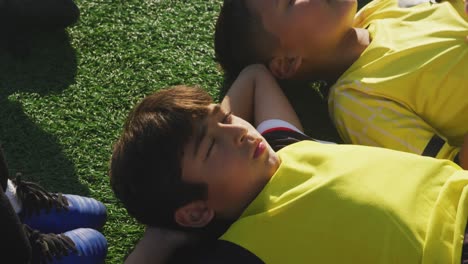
[334,27,370,77]
[297,27,370,82]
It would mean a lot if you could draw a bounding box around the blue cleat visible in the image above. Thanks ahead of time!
[25,226,108,264]
[14,176,107,234]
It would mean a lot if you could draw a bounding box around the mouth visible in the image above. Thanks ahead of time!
[253,140,266,159]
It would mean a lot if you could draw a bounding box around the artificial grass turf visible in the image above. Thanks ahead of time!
[1,1,226,262]
[0,0,370,262]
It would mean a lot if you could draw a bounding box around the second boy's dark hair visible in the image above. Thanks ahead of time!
[215,0,278,81]
[110,86,212,231]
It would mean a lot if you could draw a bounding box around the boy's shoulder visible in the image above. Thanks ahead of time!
[258,119,335,153]
[355,0,436,25]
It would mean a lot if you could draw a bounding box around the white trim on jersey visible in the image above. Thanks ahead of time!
[256,119,305,135]
[257,119,337,145]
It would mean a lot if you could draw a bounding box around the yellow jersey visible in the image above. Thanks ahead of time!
[221,141,468,264]
[328,0,468,161]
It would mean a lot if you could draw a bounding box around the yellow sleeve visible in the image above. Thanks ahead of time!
[329,88,460,161]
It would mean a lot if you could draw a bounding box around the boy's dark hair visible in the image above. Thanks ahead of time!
[215,0,278,82]
[110,86,213,231]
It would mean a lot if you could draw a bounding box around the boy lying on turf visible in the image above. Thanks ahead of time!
[214,0,468,168]
[112,64,468,264]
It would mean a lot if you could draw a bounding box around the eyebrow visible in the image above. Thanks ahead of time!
[192,105,222,156]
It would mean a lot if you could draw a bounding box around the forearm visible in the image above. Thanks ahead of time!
[221,64,303,130]
[221,65,259,124]
[124,227,191,264]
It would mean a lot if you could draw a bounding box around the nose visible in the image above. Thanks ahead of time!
[222,123,249,146]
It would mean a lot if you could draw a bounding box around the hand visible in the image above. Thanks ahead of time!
[124,227,192,264]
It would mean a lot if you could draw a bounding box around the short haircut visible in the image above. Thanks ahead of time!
[110,86,212,231]
[214,0,278,82]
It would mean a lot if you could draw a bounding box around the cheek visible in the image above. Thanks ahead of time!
[331,1,356,26]
[207,173,246,207]
[212,156,248,189]
[287,11,323,46]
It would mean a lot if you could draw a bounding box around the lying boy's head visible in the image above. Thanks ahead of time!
[110,86,212,230]
[214,0,279,81]
[110,86,279,234]
[215,0,358,80]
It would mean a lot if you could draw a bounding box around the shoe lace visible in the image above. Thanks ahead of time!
[13,173,69,217]
[24,224,78,264]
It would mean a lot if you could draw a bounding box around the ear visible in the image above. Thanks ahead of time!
[174,200,215,228]
[269,55,302,79]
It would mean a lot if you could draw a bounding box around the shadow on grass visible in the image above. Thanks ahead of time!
[0,30,88,194]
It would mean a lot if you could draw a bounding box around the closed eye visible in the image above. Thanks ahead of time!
[222,111,232,124]
[205,138,215,160]
[205,112,231,160]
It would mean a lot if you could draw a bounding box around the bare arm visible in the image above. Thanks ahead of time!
[124,227,192,264]
[221,64,303,131]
